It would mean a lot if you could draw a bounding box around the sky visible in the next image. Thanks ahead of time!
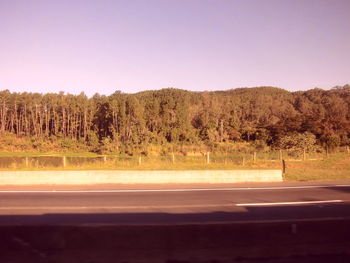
[0,0,349,97]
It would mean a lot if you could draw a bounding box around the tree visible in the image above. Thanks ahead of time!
[277,132,317,152]
[0,85,349,154]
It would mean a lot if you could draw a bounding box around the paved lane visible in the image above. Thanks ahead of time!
[2,183,350,263]
[1,184,350,225]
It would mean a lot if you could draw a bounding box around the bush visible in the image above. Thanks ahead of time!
[251,140,269,152]
[320,134,341,152]
[277,132,316,152]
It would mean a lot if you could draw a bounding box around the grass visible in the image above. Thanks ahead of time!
[0,156,278,171]
[0,152,101,157]
[283,153,350,181]
[0,152,349,181]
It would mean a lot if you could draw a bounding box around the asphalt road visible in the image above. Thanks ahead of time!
[2,183,350,263]
[1,182,350,225]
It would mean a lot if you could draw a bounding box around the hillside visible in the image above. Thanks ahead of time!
[0,85,349,154]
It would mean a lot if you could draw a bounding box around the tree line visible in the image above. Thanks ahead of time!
[0,85,349,154]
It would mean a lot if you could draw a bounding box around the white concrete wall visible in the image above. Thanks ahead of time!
[0,170,283,185]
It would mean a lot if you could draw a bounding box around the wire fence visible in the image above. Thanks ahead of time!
[0,147,348,169]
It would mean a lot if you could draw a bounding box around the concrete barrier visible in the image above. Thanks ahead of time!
[0,170,282,185]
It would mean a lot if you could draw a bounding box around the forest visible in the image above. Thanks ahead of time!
[0,85,349,155]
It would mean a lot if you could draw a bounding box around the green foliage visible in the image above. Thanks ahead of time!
[0,85,349,154]
[320,134,341,151]
[98,137,113,154]
[277,132,317,152]
[59,138,88,152]
[86,131,100,152]
[251,140,269,152]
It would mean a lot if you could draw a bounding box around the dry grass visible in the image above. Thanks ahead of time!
[283,153,350,181]
[0,153,350,181]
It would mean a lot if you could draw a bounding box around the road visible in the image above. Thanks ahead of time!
[1,182,350,225]
[2,182,350,262]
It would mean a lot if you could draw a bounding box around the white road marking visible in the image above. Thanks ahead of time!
[0,184,350,193]
[0,203,236,210]
[236,200,344,207]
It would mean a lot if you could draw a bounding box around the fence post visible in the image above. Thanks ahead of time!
[303,149,306,161]
[253,152,257,164]
[282,159,286,175]
[172,153,175,164]
[25,156,29,167]
[138,156,142,166]
[62,156,66,167]
[103,156,107,163]
[242,156,245,166]
[206,152,210,164]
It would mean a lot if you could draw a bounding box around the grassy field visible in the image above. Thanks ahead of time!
[0,152,101,157]
[283,153,350,181]
[0,152,349,181]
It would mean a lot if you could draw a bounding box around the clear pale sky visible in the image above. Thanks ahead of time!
[1,0,349,96]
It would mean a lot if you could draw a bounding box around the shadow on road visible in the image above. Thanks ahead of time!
[1,202,350,225]
[1,204,350,262]
[326,186,350,194]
